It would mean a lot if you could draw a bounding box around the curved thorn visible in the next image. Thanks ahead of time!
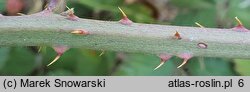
[99,50,105,56]
[71,29,89,35]
[44,3,48,9]
[177,59,188,68]
[154,61,165,70]
[66,6,74,14]
[66,6,70,10]
[71,30,82,34]
[38,46,42,53]
[17,13,26,16]
[235,17,243,26]
[195,22,205,28]
[118,7,127,18]
[47,55,61,66]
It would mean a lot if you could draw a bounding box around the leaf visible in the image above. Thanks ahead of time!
[0,47,36,75]
[46,69,73,76]
[186,57,236,76]
[173,8,216,27]
[78,0,123,11]
[76,0,155,23]
[0,0,6,12]
[42,47,116,76]
[234,59,250,76]
[0,47,10,70]
[170,0,213,10]
[42,47,79,71]
[113,53,178,76]
[121,4,155,23]
[75,49,113,76]
[227,0,250,28]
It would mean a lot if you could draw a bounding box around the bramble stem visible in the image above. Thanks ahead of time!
[0,14,250,58]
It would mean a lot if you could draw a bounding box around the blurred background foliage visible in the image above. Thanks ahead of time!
[0,0,250,76]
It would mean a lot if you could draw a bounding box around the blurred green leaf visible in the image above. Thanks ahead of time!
[170,0,213,9]
[75,49,112,76]
[234,59,250,76]
[121,4,155,23]
[78,0,122,11]
[227,0,250,28]
[67,2,94,19]
[186,57,235,76]
[113,54,178,76]
[173,8,216,27]
[42,48,79,73]
[42,47,116,76]
[0,47,35,75]
[47,69,73,76]
[77,0,154,23]
[0,0,6,12]
[0,47,10,70]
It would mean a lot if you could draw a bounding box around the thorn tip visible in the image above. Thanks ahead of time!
[195,22,205,28]
[177,53,193,68]
[99,50,105,56]
[47,55,61,66]
[47,45,69,66]
[62,6,78,21]
[154,53,172,70]
[177,59,188,68]
[154,61,165,70]
[38,46,42,53]
[66,6,70,10]
[232,17,249,32]
[235,17,243,26]
[118,7,133,25]
[118,7,127,18]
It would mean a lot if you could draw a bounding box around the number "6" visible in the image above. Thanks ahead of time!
[238,79,244,87]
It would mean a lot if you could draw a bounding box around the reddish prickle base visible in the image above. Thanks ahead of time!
[67,14,79,21]
[47,45,69,66]
[178,53,193,60]
[232,25,249,32]
[232,17,249,32]
[78,30,89,35]
[53,45,69,55]
[159,53,172,62]
[154,53,172,70]
[119,17,133,25]
[177,53,193,68]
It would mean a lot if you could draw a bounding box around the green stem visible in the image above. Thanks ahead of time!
[0,14,249,58]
